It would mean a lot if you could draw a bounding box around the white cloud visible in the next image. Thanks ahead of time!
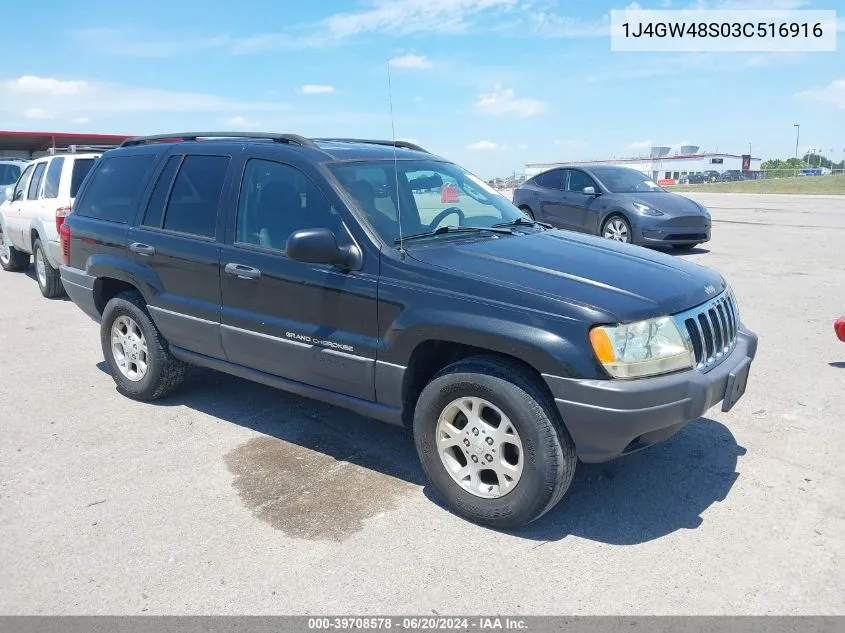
[0,75,289,119]
[389,54,432,69]
[627,139,653,150]
[466,140,500,151]
[24,108,54,119]
[476,85,547,117]
[797,79,845,109]
[72,116,90,124]
[299,84,336,94]
[226,115,263,129]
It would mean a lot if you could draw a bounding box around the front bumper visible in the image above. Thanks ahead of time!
[635,216,711,245]
[543,328,758,463]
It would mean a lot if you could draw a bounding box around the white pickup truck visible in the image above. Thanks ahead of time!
[0,150,101,297]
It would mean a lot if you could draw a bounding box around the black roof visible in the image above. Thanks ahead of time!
[117,133,437,162]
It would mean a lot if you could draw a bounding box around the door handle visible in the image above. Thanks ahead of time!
[224,263,261,280]
[130,242,155,256]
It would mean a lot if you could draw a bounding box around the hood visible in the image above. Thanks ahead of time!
[407,230,726,322]
[613,191,706,216]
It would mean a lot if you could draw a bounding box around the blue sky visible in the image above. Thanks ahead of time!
[1,0,843,177]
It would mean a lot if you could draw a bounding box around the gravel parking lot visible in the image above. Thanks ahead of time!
[1,193,843,615]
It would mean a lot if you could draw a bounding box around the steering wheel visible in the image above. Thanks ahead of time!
[428,206,465,231]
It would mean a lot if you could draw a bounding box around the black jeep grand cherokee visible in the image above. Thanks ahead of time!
[60,133,758,528]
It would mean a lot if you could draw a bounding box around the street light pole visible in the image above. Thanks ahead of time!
[793,123,800,159]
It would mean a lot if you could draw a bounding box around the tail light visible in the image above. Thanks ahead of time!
[55,206,71,233]
[59,222,71,265]
[835,317,845,343]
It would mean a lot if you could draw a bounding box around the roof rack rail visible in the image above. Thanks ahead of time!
[46,144,119,155]
[313,138,429,154]
[119,132,318,148]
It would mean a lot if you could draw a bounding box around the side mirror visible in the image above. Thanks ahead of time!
[582,186,599,196]
[286,228,361,270]
[4,186,13,201]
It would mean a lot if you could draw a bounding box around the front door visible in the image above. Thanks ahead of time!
[219,155,379,402]
[560,169,602,233]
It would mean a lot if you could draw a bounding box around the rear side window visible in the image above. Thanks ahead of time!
[75,154,156,223]
[70,158,96,197]
[42,157,65,199]
[27,162,47,200]
[537,170,563,190]
[161,155,229,238]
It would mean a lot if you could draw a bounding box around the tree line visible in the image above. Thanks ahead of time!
[761,153,844,171]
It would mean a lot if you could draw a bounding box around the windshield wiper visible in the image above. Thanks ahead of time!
[492,217,552,230]
[395,225,515,245]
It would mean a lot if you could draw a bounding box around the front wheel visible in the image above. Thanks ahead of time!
[519,206,535,220]
[101,291,187,401]
[33,239,64,298]
[601,215,632,243]
[0,228,30,272]
[413,356,577,528]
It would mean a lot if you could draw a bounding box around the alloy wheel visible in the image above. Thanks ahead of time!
[35,246,47,287]
[111,315,149,382]
[435,396,524,499]
[603,218,630,242]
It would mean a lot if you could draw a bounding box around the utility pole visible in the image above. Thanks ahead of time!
[793,123,800,159]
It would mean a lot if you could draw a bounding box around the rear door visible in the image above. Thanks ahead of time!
[127,151,232,360]
[219,151,379,401]
[534,169,571,228]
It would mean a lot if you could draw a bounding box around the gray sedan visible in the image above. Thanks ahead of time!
[512,165,711,250]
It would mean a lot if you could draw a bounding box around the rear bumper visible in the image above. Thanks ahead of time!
[543,328,758,463]
[60,266,100,322]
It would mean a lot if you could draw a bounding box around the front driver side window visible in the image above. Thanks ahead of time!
[566,170,597,193]
[236,159,341,252]
[13,164,34,201]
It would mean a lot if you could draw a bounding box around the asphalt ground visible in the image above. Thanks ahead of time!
[1,193,843,614]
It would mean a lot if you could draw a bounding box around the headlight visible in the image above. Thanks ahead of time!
[632,202,664,216]
[589,316,693,379]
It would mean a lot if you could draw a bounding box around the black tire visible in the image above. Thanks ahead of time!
[100,291,187,401]
[601,214,632,244]
[413,355,577,528]
[672,243,699,252]
[33,239,64,298]
[0,229,30,272]
[519,205,535,220]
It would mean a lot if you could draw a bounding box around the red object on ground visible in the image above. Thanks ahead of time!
[657,178,677,186]
[835,317,845,342]
[441,184,460,204]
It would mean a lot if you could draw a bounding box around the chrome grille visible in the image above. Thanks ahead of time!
[673,290,740,372]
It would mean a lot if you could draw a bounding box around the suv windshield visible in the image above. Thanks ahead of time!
[328,159,525,245]
[591,166,664,193]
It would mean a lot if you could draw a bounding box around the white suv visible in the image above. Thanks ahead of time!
[0,150,101,297]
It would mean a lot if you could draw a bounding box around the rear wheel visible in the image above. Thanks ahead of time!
[101,291,187,401]
[413,356,577,528]
[0,228,30,272]
[601,215,631,243]
[33,239,64,298]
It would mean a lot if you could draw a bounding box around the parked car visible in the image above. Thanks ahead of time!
[0,149,102,297]
[512,165,711,250]
[60,132,757,528]
[686,173,709,184]
[0,159,29,202]
[703,170,721,183]
[720,170,744,182]
[800,168,823,177]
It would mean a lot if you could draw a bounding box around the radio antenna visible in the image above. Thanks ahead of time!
[387,59,404,254]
